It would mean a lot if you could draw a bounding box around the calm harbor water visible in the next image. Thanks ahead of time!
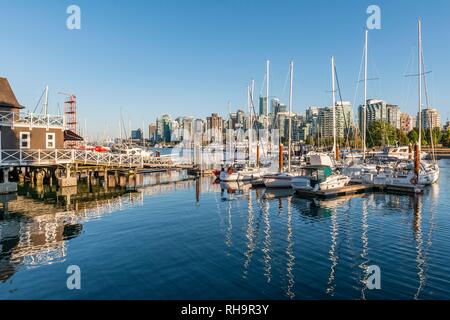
[0,161,449,299]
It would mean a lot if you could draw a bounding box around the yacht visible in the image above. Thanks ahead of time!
[291,165,351,191]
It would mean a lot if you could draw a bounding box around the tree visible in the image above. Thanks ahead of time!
[425,127,442,146]
[408,129,419,144]
[442,129,450,147]
[366,120,397,147]
[397,129,410,146]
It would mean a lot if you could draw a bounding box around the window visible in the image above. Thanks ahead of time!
[46,133,55,149]
[20,132,30,149]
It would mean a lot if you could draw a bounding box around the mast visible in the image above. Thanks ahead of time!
[247,83,252,163]
[288,61,294,173]
[363,30,368,160]
[228,100,232,130]
[418,18,423,154]
[266,60,270,133]
[332,56,337,159]
[265,60,270,152]
[43,85,49,115]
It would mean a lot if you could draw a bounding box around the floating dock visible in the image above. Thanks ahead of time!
[294,183,424,199]
[295,184,372,199]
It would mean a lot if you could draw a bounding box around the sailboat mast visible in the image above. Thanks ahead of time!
[332,56,337,159]
[248,83,252,163]
[228,100,232,130]
[418,18,423,154]
[44,85,49,115]
[288,61,294,173]
[363,30,368,160]
[266,60,270,131]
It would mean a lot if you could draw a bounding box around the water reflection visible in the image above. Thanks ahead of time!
[285,196,295,299]
[261,197,272,283]
[0,165,445,299]
[0,170,195,282]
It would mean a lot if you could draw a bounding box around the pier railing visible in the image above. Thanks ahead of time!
[0,149,175,168]
[0,111,65,128]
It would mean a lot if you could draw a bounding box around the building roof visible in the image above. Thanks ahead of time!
[0,77,22,109]
[64,130,84,141]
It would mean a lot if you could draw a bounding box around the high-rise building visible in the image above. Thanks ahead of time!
[206,113,223,143]
[358,99,400,131]
[131,128,143,141]
[400,112,416,132]
[275,111,296,142]
[148,123,157,142]
[317,102,353,139]
[273,100,287,118]
[421,108,441,130]
[175,116,194,141]
[236,109,245,128]
[259,96,268,116]
[156,114,172,142]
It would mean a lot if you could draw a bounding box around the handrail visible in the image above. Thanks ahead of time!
[0,149,175,168]
[0,111,64,127]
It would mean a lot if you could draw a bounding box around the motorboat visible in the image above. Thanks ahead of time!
[291,165,351,191]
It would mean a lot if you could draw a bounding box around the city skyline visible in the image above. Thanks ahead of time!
[1,0,450,138]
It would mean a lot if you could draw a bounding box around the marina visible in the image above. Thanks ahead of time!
[1,0,450,304]
[0,161,449,299]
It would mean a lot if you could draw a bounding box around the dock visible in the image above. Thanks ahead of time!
[295,184,372,199]
[294,183,423,199]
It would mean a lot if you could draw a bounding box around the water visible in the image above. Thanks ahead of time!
[0,161,449,299]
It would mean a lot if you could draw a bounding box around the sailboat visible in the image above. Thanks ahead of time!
[419,19,440,185]
[369,19,439,188]
[220,78,268,182]
[263,61,297,188]
[291,56,351,191]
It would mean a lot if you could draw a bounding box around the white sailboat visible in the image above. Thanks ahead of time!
[220,77,268,182]
[292,56,351,191]
[367,19,439,188]
[263,61,297,188]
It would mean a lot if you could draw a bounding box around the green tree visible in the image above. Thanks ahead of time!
[397,129,410,146]
[408,129,419,144]
[425,127,442,146]
[366,120,397,147]
[441,129,450,147]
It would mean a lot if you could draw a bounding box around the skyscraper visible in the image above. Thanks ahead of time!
[156,114,172,142]
[358,99,400,131]
[206,113,223,143]
[259,96,268,116]
[421,108,441,130]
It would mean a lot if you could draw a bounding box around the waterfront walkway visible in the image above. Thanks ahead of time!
[0,149,183,169]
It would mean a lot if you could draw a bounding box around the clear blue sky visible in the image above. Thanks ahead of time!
[1,0,449,138]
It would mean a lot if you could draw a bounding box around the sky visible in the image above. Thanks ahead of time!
[1,0,449,139]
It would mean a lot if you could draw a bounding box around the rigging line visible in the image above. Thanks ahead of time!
[334,64,351,149]
[368,49,382,99]
[32,88,46,114]
[281,64,291,102]
[401,46,415,114]
[259,73,267,97]
[422,51,436,162]
[352,37,366,136]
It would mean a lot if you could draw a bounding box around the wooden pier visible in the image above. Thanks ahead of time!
[295,184,373,199]
[294,183,423,199]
